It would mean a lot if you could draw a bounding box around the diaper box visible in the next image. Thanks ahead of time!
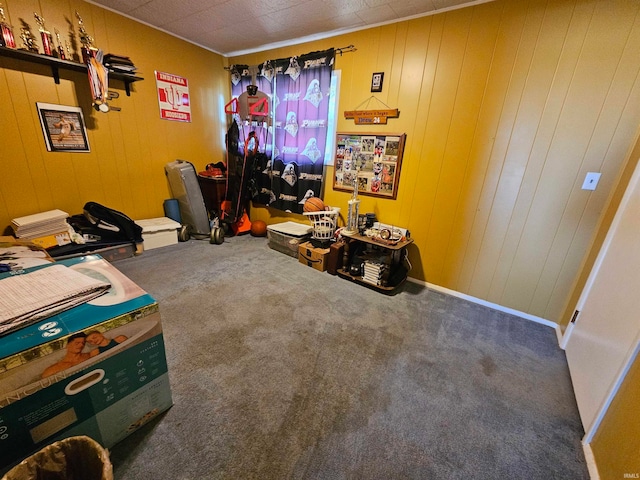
[0,255,173,473]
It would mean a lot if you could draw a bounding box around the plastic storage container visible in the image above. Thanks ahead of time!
[266,221,312,258]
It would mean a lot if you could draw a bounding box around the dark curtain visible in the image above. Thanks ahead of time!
[229,48,334,214]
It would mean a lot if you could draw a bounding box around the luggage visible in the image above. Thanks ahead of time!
[83,201,143,244]
[164,160,210,238]
[48,202,143,259]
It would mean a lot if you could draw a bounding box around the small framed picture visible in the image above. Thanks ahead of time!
[36,102,90,152]
[371,72,384,93]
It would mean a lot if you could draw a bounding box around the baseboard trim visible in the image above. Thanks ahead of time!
[582,443,600,480]
[407,277,562,341]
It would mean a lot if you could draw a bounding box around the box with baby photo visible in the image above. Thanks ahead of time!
[0,255,173,473]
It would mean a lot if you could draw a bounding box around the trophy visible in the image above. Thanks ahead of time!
[19,27,39,53]
[345,172,361,234]
[34,12,53,56]
[0,4,16,48]
[54,28,65,59]
[75,11,96,63]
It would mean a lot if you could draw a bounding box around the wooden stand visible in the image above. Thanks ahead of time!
[337,231,413,293]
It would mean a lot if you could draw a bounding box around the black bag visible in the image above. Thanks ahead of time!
[249,152,273,205]
[82,202,143,244]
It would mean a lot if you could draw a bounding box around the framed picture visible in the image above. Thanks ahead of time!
[371,72,384,93]
[333,132,406,199]
[36,103,90,152]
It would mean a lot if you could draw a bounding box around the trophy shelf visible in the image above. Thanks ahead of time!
[0,46,143,95]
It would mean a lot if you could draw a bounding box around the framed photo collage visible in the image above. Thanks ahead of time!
[333,132,406,199]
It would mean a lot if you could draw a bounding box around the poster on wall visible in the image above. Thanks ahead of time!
[155,71,191,122]
[333,132,406,199]
[36,103,90,153]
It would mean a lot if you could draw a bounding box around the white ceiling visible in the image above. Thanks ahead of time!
[86,0,490,57]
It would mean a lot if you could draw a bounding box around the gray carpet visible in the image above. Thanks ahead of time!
[108,235,589,479]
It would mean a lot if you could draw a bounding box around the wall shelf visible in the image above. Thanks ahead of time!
[0,47,143,95]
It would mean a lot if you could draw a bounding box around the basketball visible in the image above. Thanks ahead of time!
[250,220,267,237]
[303,197,325,212]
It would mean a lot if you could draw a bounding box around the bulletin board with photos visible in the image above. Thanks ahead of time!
[333,133,406,199]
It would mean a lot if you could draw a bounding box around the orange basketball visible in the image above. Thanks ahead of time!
[250,220,267,237]
[303,197,325,212]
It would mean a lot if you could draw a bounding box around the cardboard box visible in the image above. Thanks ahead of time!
[137,217,181,251]
[298,242,330,272]
[267,222,312,258]
[0,255,173,473]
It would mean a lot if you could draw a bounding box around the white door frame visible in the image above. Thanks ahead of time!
[560,158,640,443]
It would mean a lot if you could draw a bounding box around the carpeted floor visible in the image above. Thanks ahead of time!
[108,235,589,479]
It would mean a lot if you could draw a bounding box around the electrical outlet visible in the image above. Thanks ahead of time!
[582,172,601,191]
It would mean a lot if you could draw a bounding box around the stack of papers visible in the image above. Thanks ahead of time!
[0,264,111,336]
[104,53,137,74]
[0,242,53,272]
[11,210,70,240]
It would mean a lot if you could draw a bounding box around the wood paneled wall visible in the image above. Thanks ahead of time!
[2,0,640,330]
[1,0,639,470]
[0,0,228,229]
[233,0,640,326]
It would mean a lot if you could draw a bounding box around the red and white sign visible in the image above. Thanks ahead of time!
[155,71,191,122]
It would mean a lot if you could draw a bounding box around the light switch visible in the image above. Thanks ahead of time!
[582,172,601,191]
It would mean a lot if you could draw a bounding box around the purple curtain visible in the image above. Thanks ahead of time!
[229,48,334,214]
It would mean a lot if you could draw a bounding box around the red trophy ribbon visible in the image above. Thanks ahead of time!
[75,11,110,112]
